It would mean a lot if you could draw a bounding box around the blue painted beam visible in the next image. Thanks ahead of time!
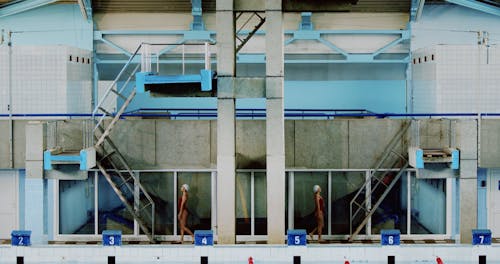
[317,38,349,57]
[99,37,132,57]
[410,0,426,21]
[190,0,205,31]
[0,0,58,18]
[77,0,92,22]
[372,37,404,57]
[416,0,426,21]
[446,0,500,16]
[299,12,313,30]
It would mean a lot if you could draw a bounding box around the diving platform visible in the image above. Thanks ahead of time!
[409,147,459,169]
[43,147,96,170]
[135,69,217,97]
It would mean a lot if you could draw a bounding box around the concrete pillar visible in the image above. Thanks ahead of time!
[459,160,478,243]
[25,122,46,244]
[265,0,285,244]
[216,0,236,244]
[455,120,478,244]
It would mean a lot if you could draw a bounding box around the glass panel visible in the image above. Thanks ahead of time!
[140,172,174,235]
[236,172,251,235]
[59,175,95,234]
[293,172,328,236]
[331,171,365,235]
[254,172,267,235]
[98,174,133,234]
[177,172,212,232]
[370,171,407,235]
[410,175,446,234]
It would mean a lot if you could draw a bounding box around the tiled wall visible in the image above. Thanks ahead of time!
[0,46,91,115]
[412,45,500,113]
[0,47,9,114]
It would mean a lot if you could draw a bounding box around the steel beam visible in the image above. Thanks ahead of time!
[0,0,58,18]
[77,0,92,22]
[446,0,500,16]
[191,0,205,31]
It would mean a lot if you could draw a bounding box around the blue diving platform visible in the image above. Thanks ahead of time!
[136,70,216,97]
[44,147,96,170]
[409,147,459,169]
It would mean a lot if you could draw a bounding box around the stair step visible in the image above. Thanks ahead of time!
[110,88,127,100]
[98,107,113,117]
[99,150,116,162]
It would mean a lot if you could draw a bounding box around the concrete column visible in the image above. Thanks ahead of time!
[265,0,285,244]
[25,122,46,244]
[216,0,236,244]
[455,120,478,244]
[459,160,478,243]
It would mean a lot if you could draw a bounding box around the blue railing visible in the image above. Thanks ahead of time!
[1,109,500,119]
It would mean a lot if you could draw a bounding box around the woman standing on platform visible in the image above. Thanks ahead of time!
[178,183,194,243]
[309,184,325,242]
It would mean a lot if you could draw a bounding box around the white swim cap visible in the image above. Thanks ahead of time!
[182,183,189,192]
[313,185,320,193]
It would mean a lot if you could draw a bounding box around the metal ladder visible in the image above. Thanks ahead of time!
[90,44,156,242]
[348,121,412,242]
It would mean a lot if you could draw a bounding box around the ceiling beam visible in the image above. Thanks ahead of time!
[416,0,425,21]
[445,0,500,17]
[0,0,58,18]
[77,0,92,22]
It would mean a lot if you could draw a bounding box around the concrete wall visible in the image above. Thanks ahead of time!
[18,118,412,170]
[0,121,27,168]
[0,118,485,170]
[480,120,500,167]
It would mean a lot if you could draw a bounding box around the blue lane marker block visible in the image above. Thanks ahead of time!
[11,230,31,246]
[287,229,307,246]
[194,230,213,246]
[381,229,400,246]
[102,230,122,246]
[472,229,491,245]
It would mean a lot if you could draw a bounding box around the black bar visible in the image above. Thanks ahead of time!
[16,256,24,264]
[108,256,115,264]
[201,256,208,264]
[479,255,486,264]
[388,255,395,264]
[294,256,301,264]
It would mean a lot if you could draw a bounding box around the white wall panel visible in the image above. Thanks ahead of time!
[412,45,500,113]
[0,46,92,116]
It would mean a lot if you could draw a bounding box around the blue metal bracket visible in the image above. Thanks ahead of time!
[0,0,57,18]
[190,0,205,31]
[410,0,426,21]
[446,0,500,17]
[299,12,313,30]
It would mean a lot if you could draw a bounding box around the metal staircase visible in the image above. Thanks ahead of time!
[90,44,156,242]
[348,121,412,242]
